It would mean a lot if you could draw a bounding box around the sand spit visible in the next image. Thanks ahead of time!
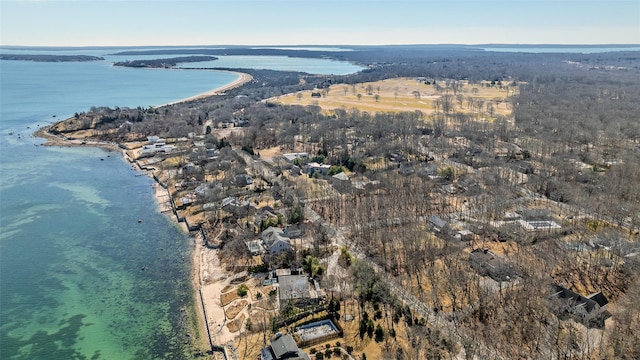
[161,71,253,106]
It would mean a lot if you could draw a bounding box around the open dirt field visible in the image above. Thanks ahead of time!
[271,78,516,118]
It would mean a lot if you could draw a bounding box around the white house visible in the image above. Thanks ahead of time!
[261,227,293,255]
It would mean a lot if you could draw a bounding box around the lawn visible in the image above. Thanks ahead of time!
[271,78,516,119]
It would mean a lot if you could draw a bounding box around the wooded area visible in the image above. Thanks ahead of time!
[0,54,104,62]
[49,46,640,359]
[113,56,218,68]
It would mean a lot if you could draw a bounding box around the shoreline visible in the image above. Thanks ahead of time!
[159,71,253,107]
[33,126,123,151]
[151,183,213,352]
[33,71,253,356]
[35,69,252,148]
[148,160,235,354]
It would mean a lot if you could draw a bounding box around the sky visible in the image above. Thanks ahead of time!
[1,0,639,47]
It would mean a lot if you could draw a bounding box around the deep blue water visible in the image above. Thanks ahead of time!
[0,51,361,359]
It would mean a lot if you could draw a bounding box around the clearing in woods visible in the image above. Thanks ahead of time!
[271,77,517,119]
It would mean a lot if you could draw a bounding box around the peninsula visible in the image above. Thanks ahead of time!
[113,56,218,68]
[0,54,104,62]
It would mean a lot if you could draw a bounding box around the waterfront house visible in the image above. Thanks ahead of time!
[260,333,310,360]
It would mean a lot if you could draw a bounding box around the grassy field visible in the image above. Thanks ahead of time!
[272,78,517,119]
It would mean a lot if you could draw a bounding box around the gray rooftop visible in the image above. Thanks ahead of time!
[272,334,298,358]
[278,275,312,302]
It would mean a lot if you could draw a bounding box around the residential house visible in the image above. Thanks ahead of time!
[274,268,292,279]
[553,285,608,313]
[221,197,249,218]
[282,153,309,162]
[260,334,310,360]
[235,174,253,187]
[331,172,351,194]
[441,184,457,195]
[457,175,480,194]
[503,212,522,221]
[246,240,266,256]
[278,274,323,308]
[429,215,449,233]
[518,219,561,231]
[306,162,331,177]
[183,162,200,175]
[552,285,610,327]
[195,183,213,198]
[139,145,158,157]
[147,136,164,143]
[289,165,302,176]
[258,208,280,225]
[332,172,349,181]
[398,165,415,176]
[388,152,406,163]
[206,148,219,160]
[262,227,293,255]
[139,143,175,158]
[455,229,474,241]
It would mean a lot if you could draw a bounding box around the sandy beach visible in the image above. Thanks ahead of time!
[197,246,237,345]
[161,71,253,106]
[152,180,238,351]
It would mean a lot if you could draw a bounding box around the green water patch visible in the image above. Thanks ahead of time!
[1,314,95,359]
[49,182,111,208]
[1,154,197,359]
[1,205,196,359]
[0,202,64,242]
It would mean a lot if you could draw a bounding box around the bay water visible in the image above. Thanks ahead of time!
[0,51,361,359]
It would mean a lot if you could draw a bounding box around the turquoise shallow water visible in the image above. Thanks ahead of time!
[0,54,231,359]
[0,50,362,359]
[0,145,194,359]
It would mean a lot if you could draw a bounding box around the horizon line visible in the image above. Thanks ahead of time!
[2,43,640,49]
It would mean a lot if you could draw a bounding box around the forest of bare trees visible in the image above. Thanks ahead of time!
[51,46,640,359]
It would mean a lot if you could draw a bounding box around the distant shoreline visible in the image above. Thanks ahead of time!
[0,54,104,62]
[159,70,252,106]
[35,69,252,146]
